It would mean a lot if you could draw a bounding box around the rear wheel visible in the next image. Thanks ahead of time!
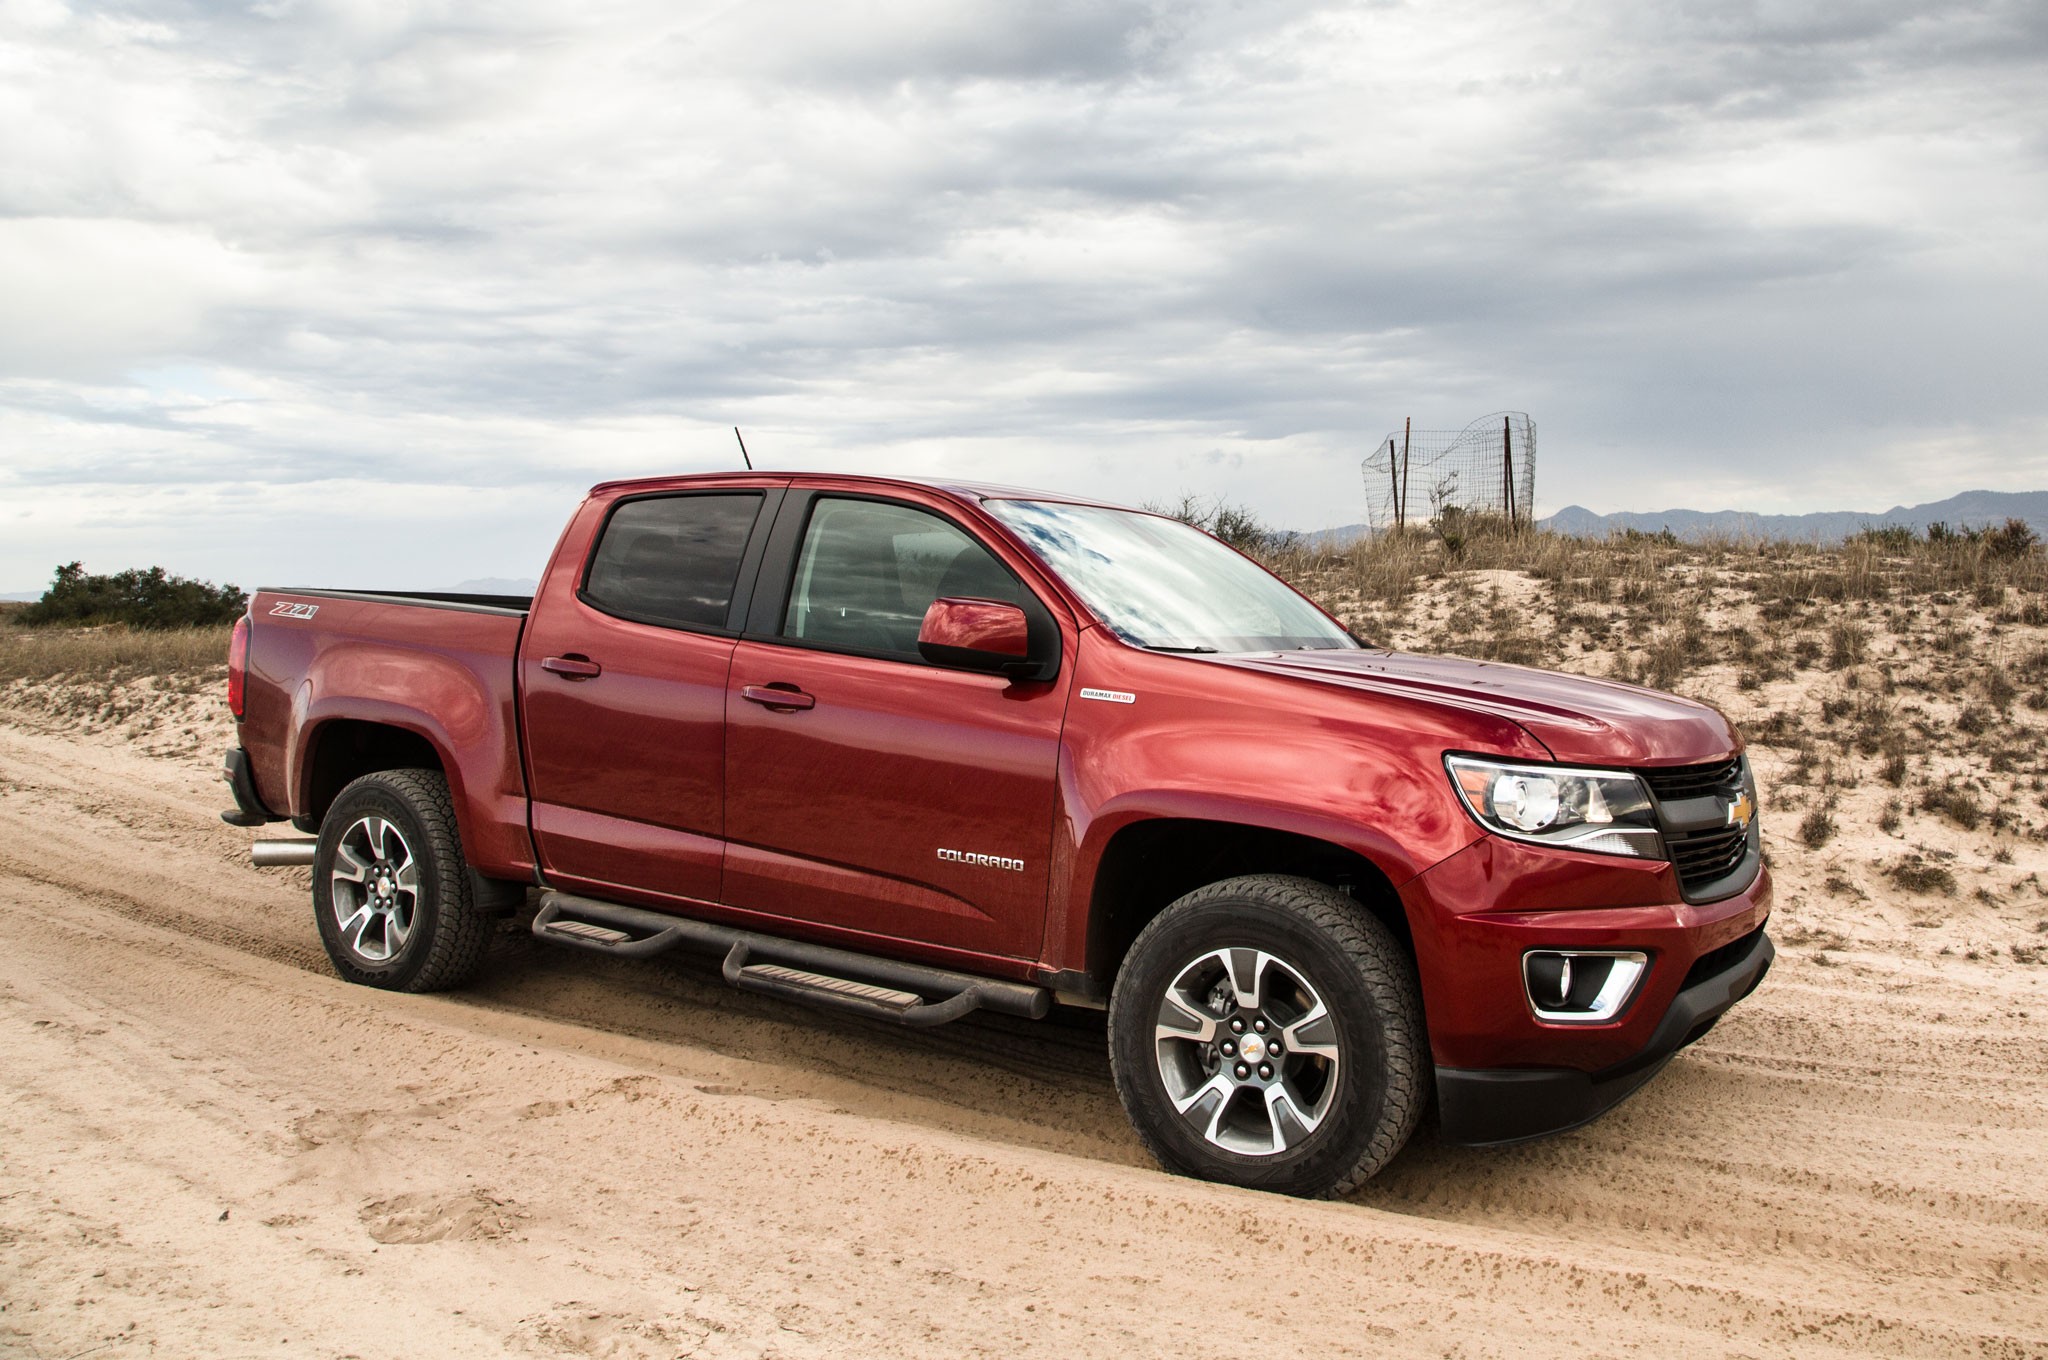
[313,768,489,992]
[1107,875,1425,1197]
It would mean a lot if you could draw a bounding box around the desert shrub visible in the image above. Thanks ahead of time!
[1617,526,1679,547]
[1983,518,2039,559]
[1149,494,1296,554]
[1799,808,1837,849]
[1827,621,1868,669]
[1886,859,1957,896]
[1853,524,1919,552]
[19,562,246,631]
[1919,782,1985,830]
[1851,696,1897,754]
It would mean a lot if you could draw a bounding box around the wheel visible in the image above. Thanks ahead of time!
[1107,875,1426,1198]
[312,768,490,993]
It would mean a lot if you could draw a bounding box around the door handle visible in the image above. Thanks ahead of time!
[542,655,602,679]
[741,684,815,711]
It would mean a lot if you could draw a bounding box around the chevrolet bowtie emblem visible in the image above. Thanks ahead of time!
[1726,791,1755,829]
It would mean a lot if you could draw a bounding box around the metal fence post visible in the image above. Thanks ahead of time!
[1400,417,1412,529]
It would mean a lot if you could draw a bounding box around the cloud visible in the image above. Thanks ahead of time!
[1,0,2046,591]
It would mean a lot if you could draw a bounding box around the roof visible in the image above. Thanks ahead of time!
[585,469,1135,511]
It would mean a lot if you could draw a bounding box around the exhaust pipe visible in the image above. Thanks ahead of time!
[251,839,318,868]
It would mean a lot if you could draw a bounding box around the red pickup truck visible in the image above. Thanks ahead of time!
[224,472,1771,1197]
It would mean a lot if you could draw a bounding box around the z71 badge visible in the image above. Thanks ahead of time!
[269,601,320,620]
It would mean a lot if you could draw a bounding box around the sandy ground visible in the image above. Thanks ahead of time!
[1,689,2045,1359]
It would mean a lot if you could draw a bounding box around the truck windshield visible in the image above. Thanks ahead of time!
[985,500,1358,653]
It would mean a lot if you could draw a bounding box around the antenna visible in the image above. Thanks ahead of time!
[733,426,754,471]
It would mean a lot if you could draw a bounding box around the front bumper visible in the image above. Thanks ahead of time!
[1435,926,1773,1144]
[1399,831,1774,1145]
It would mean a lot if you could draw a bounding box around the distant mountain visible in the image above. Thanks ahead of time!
[1538,490,2048,543]
[0,591,41,602]
[449,577,538,595]
[1297,523,1370,548]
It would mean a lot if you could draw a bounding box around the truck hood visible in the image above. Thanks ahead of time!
[1211,649,1738,767]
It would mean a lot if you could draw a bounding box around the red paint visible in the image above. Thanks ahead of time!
[919,597,1030,657]
[234,471,1770,1077]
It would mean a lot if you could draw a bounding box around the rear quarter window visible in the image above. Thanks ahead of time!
[582,493,761,630]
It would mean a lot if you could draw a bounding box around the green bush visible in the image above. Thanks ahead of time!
[19,562,247,631]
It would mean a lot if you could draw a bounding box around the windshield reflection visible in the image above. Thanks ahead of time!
[985,500,1357,653]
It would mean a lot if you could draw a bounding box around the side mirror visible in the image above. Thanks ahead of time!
[918,597,1046,678]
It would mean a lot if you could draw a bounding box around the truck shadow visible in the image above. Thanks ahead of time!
[457,905,1524,1203]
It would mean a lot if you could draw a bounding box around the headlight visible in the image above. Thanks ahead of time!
[1445,756,1665,859]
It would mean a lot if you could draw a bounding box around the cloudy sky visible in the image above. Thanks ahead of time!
[4,0,2046,593]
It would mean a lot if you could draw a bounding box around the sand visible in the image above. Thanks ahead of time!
[0,683,2043,1358]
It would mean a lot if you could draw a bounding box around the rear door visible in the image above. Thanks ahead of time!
[520,486,780,904]
[721,490,1070,962]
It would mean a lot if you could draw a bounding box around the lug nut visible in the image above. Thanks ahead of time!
[1258,1063,1273,1080]
[1230,1017,1245,1034]
[1234,1063,1250,1080]
[1268,1042,1282,1057]
[1221,1041,1236,1056]
[1253,1018,1268,1033]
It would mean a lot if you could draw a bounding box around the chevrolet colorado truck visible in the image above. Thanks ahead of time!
[223,472,1772,1197]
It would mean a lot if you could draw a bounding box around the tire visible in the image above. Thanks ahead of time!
[1107,874,1426,1198]
[312,768,490,993]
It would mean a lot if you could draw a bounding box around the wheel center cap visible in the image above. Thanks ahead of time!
[1239,1033,1267,1064]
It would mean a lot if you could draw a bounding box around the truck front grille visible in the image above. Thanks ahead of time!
[1667,825,1750,894]
[1636,756,1758,900]
[1639,757,1743,801]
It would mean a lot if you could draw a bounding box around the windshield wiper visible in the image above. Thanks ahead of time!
[1143,643,1218,653]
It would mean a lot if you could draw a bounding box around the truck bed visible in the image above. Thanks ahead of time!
[239,585,535,880]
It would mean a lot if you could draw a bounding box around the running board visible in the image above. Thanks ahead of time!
[735,964,921,1012]
[530,890,1050,1028]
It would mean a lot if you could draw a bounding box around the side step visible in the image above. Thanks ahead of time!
[530,890,1050,1028]
[737,964,921,1012]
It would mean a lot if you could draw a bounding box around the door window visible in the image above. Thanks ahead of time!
[782,498,1022,659]
[582,493,761,630]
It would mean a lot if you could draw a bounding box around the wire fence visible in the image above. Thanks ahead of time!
[1362,412,1537,532]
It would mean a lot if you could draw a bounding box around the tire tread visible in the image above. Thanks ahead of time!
[318,768,488,993]
[1107,873,1426,1198]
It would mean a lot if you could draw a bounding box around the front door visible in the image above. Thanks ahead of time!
[722,494,1069,962]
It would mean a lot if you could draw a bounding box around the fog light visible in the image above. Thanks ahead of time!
[1522,950,1648,1023]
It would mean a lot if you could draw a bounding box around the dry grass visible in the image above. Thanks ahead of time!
[0,605,231,684]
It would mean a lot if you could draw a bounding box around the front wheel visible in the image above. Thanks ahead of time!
[1107,875,1426,1197]
[313,768,489,993]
